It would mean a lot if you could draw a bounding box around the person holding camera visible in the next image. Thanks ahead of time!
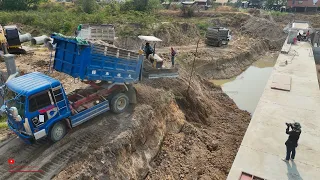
[282,122,301,162]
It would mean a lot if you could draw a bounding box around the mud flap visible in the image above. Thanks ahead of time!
[126,84,137,104]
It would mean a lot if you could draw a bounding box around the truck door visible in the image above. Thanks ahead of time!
[27,90,58,139]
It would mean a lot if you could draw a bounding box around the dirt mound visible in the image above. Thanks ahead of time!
[52,60,250,180]
[143,66,250,179]
[206,13,250,28]
[273,13,320,29]
[195,40,270,79]
[248,8,261,16]
[154,22,200,47]
[54,85,186,180]
[115,22,200,50]
[240,17,285,40]
[215,6,238,12]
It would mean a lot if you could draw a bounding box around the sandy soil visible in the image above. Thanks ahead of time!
[0,47,88,94]
[1,9,313,180]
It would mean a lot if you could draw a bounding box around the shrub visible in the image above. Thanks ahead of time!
[181,5,195,17]
[270,10,287,16]
[76,0,97,14]
[0,2,163,36]
[0,0,45,10]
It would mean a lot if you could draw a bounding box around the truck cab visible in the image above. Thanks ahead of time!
[4,72,71,144]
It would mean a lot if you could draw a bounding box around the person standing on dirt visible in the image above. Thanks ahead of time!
[171,47,176,67]
[282,122,301,162]
[144,42,154,61]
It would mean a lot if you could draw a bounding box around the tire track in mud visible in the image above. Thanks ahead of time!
[0,110,128,180]
[25,129,105,180]
[0,138,51,180]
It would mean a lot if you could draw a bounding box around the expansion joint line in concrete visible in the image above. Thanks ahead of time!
[259,100,319,113]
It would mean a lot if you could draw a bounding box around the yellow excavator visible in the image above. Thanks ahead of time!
[0,25,26,54]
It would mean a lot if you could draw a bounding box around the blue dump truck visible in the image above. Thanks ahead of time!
[1,34,143,144]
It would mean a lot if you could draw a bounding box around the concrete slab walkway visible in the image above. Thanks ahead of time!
[227,37,320,179]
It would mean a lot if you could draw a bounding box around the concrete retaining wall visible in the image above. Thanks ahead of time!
[314,47,320,64]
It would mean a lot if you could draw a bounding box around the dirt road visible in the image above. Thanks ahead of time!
[0,109,131,180]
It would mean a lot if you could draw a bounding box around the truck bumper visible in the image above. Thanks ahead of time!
[8,123,33,144]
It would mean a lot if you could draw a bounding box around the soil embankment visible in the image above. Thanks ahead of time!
[53,64,251,180]
[0,10,295,180]
[157,16,287,80]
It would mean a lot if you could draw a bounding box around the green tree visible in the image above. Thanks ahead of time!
[121,0,161,12]
[0,0,46,10]
[146,0,162,11]
[265,0,275,8]
[180,5,195,17]
[76,0,97,14]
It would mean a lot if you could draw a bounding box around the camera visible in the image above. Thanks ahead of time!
[286,123,293,127]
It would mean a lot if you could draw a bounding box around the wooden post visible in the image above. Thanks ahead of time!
[187,39,200,94]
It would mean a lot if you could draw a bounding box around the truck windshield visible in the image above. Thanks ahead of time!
[5,88,25,118]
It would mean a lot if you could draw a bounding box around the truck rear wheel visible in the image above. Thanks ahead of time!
[50,121,67,142]
[110,93,129,114]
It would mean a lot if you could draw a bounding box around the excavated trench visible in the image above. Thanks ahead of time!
[211,52,278,114]
[52,65,251,180]
[0,13,289,180]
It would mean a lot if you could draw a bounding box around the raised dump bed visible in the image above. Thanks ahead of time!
[51,34,143,84]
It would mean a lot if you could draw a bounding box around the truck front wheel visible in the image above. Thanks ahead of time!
[49,121,67,142]
[110,93,129,114]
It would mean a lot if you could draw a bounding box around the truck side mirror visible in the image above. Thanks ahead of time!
[0,104,6,115]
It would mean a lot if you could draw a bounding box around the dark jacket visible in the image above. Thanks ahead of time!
[285,128,301,147]
[171,49,176,57]
[144,45,154,55]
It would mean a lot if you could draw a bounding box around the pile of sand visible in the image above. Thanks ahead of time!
[240,17,286,40]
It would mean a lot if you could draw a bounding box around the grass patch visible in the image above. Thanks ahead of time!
[0,115,7,129]
[0,122,8,129]
[0,4,164,36]
[0,115,6,122]
[270,10,288,17]
[196,22,210,35]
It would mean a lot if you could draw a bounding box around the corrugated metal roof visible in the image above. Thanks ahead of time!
[182,1,196,5]
[195,0,207,3]
[138,36,162,42]
[6,72,61,96]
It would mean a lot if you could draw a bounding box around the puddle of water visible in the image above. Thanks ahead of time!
[211,54,277,114]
